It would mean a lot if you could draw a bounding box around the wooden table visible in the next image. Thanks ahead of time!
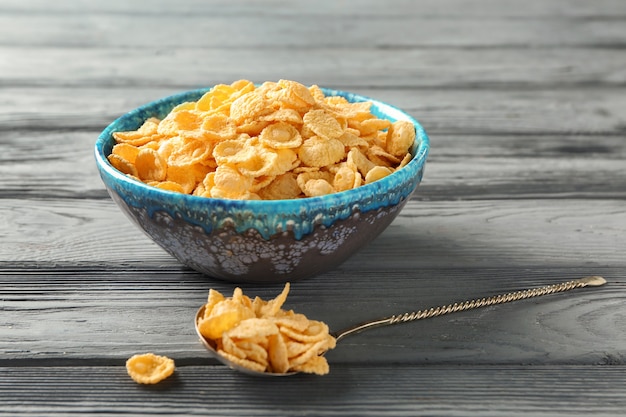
[2,0,625,415]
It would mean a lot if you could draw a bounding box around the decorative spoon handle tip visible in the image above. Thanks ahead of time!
[579,276,606,286]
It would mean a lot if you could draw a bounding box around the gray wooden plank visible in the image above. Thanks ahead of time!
[1,11,624,49]
[2,47,624,89]
[2,0,625,18]
[1,365,625,416]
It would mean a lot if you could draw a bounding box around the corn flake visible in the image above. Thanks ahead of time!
[111,143,140,164]
[157,109,203,136]
[300,178,335,197]
[153,180,186,193]
[108,153,138,177]
[260,122,302,149]
[298,136,345,168]
[386,120,416,157]
[166,164,201,194]
[135,148,167,182]
[167,137,213,166]
[347,148,376,177]
[258,173,301,200]
[230,91,272,123]
[365,165,393,184]
[333,165,361,192]
[126,353,175,384]
[211,165,254,198]
[303,109,343,141]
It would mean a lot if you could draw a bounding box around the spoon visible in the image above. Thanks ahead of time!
[194,275,606,376]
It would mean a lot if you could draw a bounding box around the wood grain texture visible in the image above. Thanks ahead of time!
[1,365,626,417]
[2,0,625,19]
[3,15,625,50]
[2,48,625,90]
[1,0,625,415]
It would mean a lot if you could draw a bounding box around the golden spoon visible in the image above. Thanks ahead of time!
[195,275,606,376]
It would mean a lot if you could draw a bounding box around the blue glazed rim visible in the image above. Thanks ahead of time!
[94,87,430,240]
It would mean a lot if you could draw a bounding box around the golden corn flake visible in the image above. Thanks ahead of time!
[302,109,344,140]
[230,91,271,123]
[347,148,376,177]
[135,148,167,182]
[257,173,301,200]
[367,145,401,166]
[386,120,416,157]
[259,122,302,149]
[112,118,160,146]
[300,178,335,198]
[333,165,362,192]
[111,143,140,164]
[212,165,254,198]
[108,153,138,177]
[198,298,255,340]
[167,137,213,166]
[201,114,237,141]
[152,180,185,193]
[249,175,276,193]
[298,136,345,168]
[278,79,317,107]
[165,164,203,194]
[110,79,415,199]
[126,353,175,384]
[157,109,203,136]
[365,165,393,184]
[296,170,334,196]
[197,283,336,375]
[260,108,303,125]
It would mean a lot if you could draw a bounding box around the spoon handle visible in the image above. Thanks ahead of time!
[332,275,606,342]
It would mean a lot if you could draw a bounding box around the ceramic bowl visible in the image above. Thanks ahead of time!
[94,87,430,283]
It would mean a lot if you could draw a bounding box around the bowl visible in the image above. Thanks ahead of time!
[94,86,430,283]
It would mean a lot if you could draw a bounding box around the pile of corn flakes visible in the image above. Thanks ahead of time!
[109,79,415,200]
[196,283,336,375]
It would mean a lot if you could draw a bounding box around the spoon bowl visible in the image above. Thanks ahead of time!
[194,275,606,376]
